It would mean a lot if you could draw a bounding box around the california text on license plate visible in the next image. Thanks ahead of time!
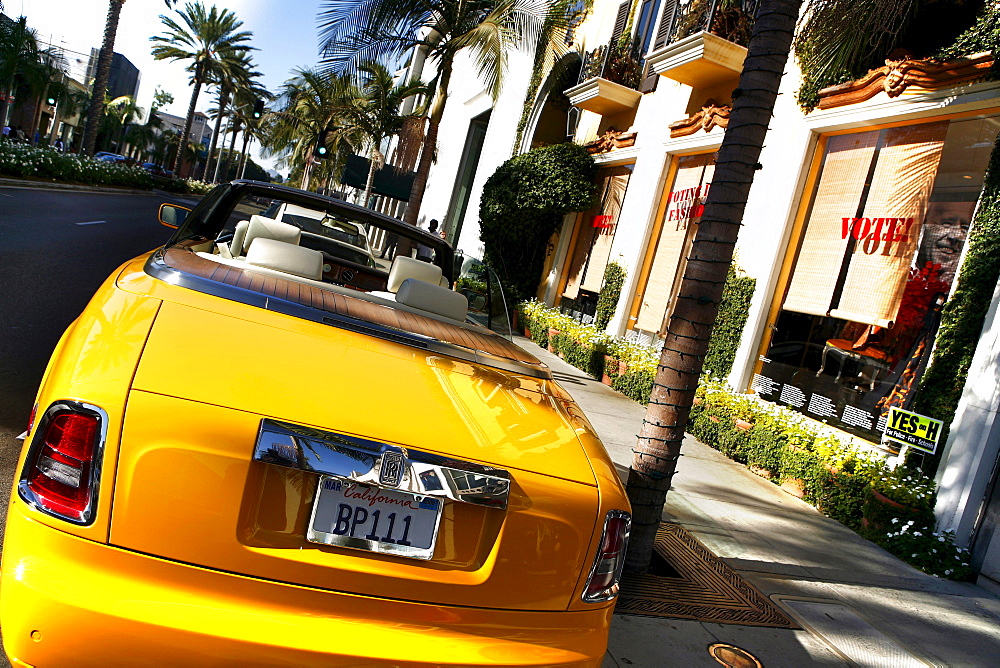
[307,476,442,560]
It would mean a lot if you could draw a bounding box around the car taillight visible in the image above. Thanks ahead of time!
[19,401,105,525]
[582,510,631,603]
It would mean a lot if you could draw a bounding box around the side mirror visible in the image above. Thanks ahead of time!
[158,203,190,229]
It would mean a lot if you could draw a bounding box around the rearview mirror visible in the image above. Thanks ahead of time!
[158,203,190,229]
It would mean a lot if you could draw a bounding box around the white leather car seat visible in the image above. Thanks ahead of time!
[231,215,301,258]
[245,238,323,280]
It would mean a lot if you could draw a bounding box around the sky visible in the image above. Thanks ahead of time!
[12,0,331,176]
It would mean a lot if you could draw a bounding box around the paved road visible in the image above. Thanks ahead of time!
[0,186,197,542]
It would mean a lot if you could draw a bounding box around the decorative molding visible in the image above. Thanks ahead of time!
[584,126,638,154]
[669,99,731,138]
[817,52,994,110]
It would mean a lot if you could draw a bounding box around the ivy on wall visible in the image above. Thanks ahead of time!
[703,263,756,377]
[913,139,1000,461]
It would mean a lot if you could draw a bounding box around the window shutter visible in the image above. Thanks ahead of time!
[610,1,631,45]
[653,0,677,50]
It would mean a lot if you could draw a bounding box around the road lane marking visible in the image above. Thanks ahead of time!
[76,220,108,226]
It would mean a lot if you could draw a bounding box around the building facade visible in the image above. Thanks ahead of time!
[409,1,1000,586]
[86,50,140,101]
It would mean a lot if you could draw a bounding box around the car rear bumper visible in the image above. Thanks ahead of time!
[0,507,612,666]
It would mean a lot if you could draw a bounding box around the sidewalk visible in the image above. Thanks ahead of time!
[517,337,1000,667]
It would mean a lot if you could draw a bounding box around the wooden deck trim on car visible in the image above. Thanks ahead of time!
[162,247,543,368]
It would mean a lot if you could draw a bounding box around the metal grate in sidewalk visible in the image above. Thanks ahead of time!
[616,523,799,628]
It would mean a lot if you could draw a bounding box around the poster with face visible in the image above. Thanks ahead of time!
[917,201,975,285]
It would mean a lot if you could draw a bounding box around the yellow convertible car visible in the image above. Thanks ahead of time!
[1,181,630,666]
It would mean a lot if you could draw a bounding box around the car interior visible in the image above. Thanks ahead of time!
[164,187,512,334]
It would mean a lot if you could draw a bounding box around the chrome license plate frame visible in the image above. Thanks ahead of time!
[307,475,443,560]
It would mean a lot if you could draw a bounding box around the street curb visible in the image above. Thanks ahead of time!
[0,177,164,196]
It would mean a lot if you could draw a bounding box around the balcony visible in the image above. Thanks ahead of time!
[564,41,643,116]
[646,0,758,89]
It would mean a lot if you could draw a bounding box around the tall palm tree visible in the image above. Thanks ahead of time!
[348,60,427,207]
[210,64,266,182]
[623,0,803,573]
[204,51,257,182]
[261,67,361,190]
[0,16,40,129]
[318,0,553,226]
[150,1,254,175]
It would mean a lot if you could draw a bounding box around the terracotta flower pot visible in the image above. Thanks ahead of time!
[749,465,772,480]
[708,415,721,423]
[523,328,531,338]
[780,478,806,498]
[735,419,753,432]
[547,328,559,353]
[693,397,703,406]
[618,360,628,376]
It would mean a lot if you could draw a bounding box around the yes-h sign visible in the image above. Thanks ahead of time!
[882,407,943,455]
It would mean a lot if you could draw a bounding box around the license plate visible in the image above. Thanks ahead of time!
[307,476,442,560]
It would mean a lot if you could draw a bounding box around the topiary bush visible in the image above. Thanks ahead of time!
[480,143,597,302]
[595,262,626,330]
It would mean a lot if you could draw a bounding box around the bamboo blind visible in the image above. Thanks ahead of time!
[635,153,714,333]
[831,122,947,326]
[783,131,880,317]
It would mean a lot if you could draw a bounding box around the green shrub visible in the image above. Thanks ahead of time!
[703,265,756,377]
[480,143,597,302]
[595,262,626,330]
[0,142,154,189]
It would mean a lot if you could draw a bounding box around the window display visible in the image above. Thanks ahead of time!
[755,114,1000,442]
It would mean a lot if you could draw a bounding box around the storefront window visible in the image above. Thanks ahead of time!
[561,164,633,314]
[634,152,715,334]
[754,114,1000,442]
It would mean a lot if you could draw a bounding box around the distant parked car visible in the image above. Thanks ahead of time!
[142,162,168,177]
[94,152,126,163]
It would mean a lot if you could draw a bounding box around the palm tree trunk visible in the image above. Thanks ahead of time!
[173,71,203,175]
[238,129,251,178]
[623,0,802,573]
[82,0,124,156]
[364,151,378,208]
[206,87,229,182]
[403,58,452,227]
[220,119,239,181]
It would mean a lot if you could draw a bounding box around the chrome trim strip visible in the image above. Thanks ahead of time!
[145,251,551,380]
[254,419,510,510]
[17,400,109,526]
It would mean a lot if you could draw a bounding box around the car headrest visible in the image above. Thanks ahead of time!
[387,255,443,293]
[245,238,323,280]
[396,278,469,322]
[238,215,300,256]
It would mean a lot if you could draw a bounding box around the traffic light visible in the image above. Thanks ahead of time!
[252,98,265,119]
[313,129,331,160]
[46,92,56,106]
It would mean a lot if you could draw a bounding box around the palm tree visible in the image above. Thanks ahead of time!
[0,16,40,129]
[204,51,258,182]
[81,1,179,155]
[150,1,254,175]
[261,67,361,190]
[318,0,554,226]
[623,0,803,573]
[211,65,266,182]
[348,61,427,207]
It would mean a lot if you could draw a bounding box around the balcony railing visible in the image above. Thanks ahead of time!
[661,0,760,50]
[578,37,643,91]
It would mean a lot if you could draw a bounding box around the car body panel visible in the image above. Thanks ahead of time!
[2,181,630,664]
[0,508,609,666]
